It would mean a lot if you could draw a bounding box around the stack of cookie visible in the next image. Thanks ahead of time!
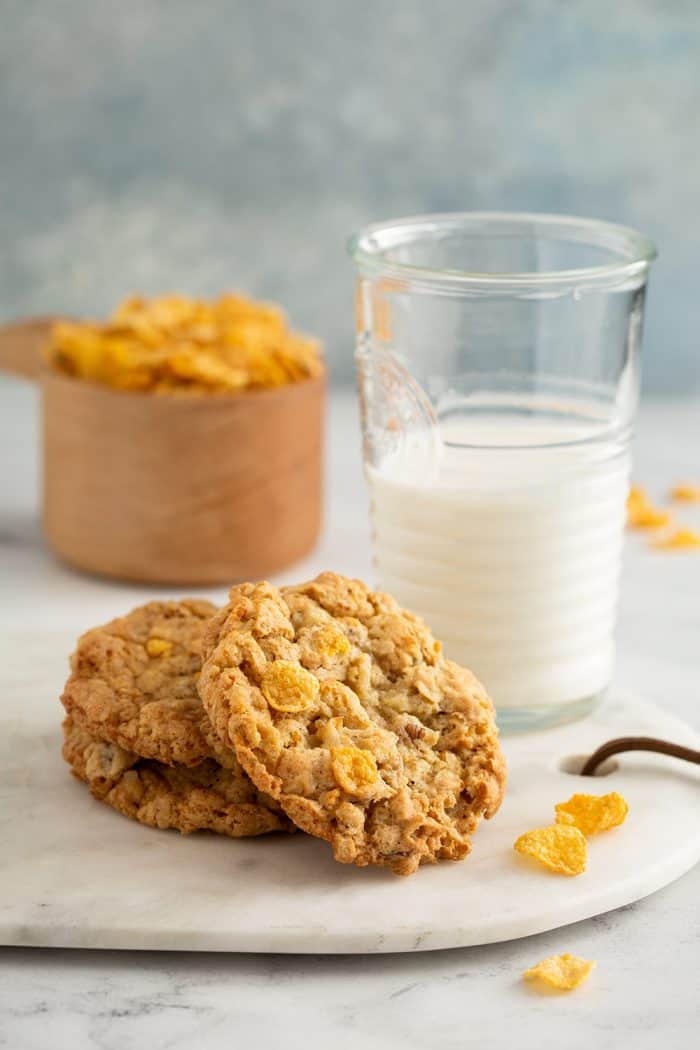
[61,600,292,838]
[61,573,506,875]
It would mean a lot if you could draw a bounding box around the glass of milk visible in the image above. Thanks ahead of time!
[348,213,656,731]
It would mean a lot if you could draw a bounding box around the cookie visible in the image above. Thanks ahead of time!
[198,572,506,875]
[63,716,292,838]
[61,600,222,767]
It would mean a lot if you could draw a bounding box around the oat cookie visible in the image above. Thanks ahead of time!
[61,600,222,767]
[63,717,291,838]
[198,572,506,875]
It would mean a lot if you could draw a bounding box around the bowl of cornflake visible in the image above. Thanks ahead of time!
[0,294,325,583]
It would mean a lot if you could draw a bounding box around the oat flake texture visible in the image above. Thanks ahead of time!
[60,599,223,767]
[63,717,291,838]
[198,572,506,875]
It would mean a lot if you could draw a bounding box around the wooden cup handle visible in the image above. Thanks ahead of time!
[0,317,57,380]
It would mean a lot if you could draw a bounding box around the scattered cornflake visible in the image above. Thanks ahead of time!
[632,505,673,528]
[653,528,700,551]
[670,482,700,503]
[523,953,595,991]
[627,484,647,505]
[513,824,586,876]
[626,486,672,529]
[626,484,648,519]
[46,293,323,394]
[555,792,628,836]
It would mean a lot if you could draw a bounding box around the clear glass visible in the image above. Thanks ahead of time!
[348,212,656,732]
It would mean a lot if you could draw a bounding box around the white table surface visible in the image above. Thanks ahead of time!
[0,379,698,1050]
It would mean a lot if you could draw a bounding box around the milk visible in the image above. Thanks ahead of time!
[367,417,630,711]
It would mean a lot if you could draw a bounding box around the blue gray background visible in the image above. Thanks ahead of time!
[1,0,698,392]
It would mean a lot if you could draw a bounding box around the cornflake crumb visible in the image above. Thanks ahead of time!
[523,953,595,991]
[653,528,700,551]
[627,485,672,529]
[670,482,700,503]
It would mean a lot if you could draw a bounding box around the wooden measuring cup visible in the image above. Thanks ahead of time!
[0,318,324,584]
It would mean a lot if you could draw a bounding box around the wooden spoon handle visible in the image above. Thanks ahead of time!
[0,317,57,380]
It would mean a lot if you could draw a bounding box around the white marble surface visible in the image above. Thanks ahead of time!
[1,380,699,1047]
[4,684,698,955]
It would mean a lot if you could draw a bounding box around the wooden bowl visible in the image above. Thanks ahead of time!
[0,318,324,584]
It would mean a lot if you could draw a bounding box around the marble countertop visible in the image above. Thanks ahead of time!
[1,379,698,1049]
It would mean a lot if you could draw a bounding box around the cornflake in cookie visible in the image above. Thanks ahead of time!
[198,572,506,875]
[63,717,292,838]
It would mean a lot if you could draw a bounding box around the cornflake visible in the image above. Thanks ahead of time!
[626,486,672,529]
[555,792,629,836]
[330,745,378,794]
[47,293,323,393]
[313,625,351,659]
[145,638,172,657]
[653,528,700,551]
[261,660,320,713]
[513,824,587,876]
[523,953,595,991]
[670,482,700,503]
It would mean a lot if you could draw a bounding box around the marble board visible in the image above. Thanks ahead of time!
[1,632,698,954]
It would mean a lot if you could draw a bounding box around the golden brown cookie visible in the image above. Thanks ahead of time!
[61,600,222,767]
[198,572,506,875]
[63,716,292,838]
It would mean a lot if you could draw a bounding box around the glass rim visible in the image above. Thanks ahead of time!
[347,210,657,289]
